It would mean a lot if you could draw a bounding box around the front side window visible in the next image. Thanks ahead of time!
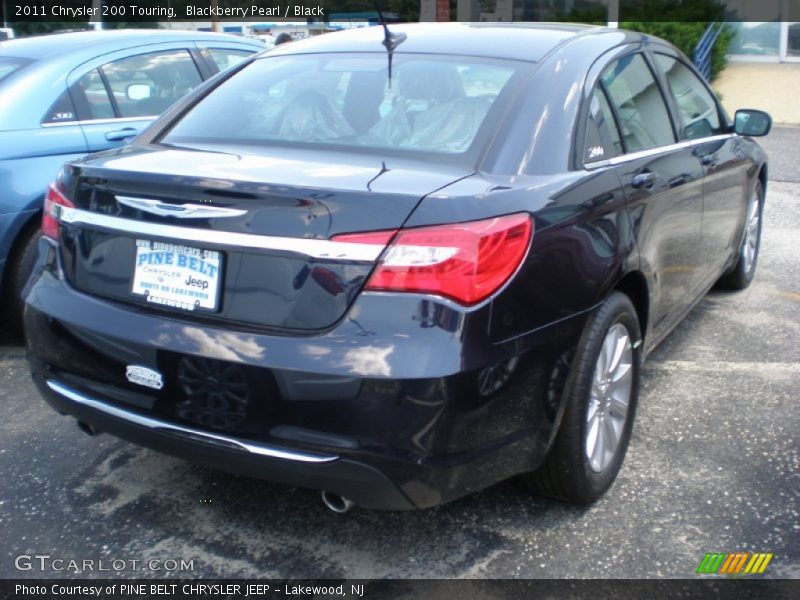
[654,54,721,140]
[101,50,203,118]
[601,54,675,152]
[583,88,622,163]
[163,54,528,158]
[206,48,254,72]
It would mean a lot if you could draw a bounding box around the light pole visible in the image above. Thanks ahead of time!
[211,0,219,32]
[91,0,104,30]
[607,0,619,28]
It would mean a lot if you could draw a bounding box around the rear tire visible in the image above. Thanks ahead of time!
[717,181,764,290]
[2,224,40,340]
[524,291,642,504]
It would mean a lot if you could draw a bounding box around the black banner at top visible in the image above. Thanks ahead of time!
[0,0,797,25]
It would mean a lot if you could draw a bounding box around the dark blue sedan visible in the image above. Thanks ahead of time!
[24,23,770,511]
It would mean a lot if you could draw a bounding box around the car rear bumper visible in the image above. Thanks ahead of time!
[33,375,417,510]
[24,247,591,509]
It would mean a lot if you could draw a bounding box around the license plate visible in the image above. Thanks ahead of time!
[131,240,222,312]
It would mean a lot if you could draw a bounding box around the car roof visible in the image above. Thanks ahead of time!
[266,22,638,63]
[0,29,258,61]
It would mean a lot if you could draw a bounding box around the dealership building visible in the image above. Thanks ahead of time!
[420,0,800,63]
[164,1,800,121]
[421,0,800,122]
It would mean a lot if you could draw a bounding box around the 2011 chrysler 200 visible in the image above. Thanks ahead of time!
[24,24,770,511]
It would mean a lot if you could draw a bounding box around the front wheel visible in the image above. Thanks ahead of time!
[717,181,764,290]
[524,291,642,504]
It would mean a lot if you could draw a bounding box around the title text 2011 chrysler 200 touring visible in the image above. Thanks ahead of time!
[24,24,771,511]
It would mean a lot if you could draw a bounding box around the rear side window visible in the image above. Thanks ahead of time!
[163,53,528,158]
[654,54,722,140]
[43,90,78,124]
[602,54,675,152]
[100,50,203,118]
[72,69,115,120]
[583,89,622,163]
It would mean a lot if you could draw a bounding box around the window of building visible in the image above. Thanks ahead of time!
[728,22,781,57]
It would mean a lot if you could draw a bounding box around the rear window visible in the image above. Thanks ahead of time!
[163,53,529,159]
[0,56,31,83]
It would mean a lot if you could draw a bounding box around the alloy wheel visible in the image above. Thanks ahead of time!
[742,192,761,273]
[585,323,633,473]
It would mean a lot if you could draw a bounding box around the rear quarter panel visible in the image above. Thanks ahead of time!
[408,167,634,344]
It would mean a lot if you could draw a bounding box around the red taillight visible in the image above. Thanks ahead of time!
[334,213,533,306]
[42,182,75,240]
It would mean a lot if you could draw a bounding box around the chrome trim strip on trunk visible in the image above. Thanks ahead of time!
[45,380,339,464]
[56,206,385,262]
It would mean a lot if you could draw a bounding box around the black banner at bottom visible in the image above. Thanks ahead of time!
[2,579,799,600]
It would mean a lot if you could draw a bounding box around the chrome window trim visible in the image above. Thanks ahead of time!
[46,380,339,464]
[56,205,385,262]
[583,133,735,171]
[42,116,158,128]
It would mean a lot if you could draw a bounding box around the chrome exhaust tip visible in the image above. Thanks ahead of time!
[321,491,354,514]
[77,420,100,437]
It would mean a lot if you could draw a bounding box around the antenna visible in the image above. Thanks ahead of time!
[372,0,407,87]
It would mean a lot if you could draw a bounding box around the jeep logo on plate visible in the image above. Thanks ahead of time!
[126,365,164,390]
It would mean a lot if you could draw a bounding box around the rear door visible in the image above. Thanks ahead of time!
[597,52,706,344]
[652,52,749,281]
[66,44,205,153]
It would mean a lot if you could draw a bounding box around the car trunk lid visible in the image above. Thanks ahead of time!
[57,144,473,332]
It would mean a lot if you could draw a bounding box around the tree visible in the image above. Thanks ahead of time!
[556,0,733,81]
[620,21,733,81]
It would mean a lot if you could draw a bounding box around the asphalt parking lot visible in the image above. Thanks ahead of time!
[1,128,798,580]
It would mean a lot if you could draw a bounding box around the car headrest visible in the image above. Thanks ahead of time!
[398,62,464,104]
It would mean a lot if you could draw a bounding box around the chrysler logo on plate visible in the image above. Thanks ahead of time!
[126,365,164,390]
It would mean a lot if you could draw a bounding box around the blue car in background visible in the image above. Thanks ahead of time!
[0,29,263,335]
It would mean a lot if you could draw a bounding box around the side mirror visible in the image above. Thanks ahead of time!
[734,109,772,137]
[126,83,152,101]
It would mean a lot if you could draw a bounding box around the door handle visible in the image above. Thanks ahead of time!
[105,128,138,141]
[631,171,658,189]
[668,174,689,188]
